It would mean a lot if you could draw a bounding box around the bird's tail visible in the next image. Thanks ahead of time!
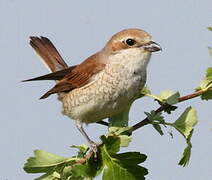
[23,36,75,82]
[29,36,68,72]
[23,36,75,100]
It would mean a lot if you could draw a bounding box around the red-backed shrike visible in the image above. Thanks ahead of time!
[24,28,161,151]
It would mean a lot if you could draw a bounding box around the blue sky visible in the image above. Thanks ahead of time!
[1,0,212,179]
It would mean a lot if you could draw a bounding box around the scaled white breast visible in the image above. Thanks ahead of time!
[62,48,151,123]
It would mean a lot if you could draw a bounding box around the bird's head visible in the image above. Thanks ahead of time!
[103,28,161,55]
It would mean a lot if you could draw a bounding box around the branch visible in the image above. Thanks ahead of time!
[132,89,208,131]
[61,151,94,176]
[75,149,94,164]
[178,89,205,102]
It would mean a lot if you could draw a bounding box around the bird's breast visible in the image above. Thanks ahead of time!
[61,53,149,123]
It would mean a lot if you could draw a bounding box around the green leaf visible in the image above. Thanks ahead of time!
[34,171,60,180]
[196,67,212,100]
[201,90,212,100]
[197,79,211,90]
[101,135,120,155]
[178,143,192,167]
[173,107,198,139]
[67,177,84,180]
[196,67,212,91]
[108,127,132,147]
[152,124,164,135]
[24,150,68,173]
[172,107,198,166]
[70,145,89,158]
[144,111,165,123]
[157,90,180,105]
[145,91,179,113]
[101,145,148,180]
[109,106,131,127]
[112,152,147,165]
[68,147,103,179]
[24,147,103,179]
[62,166,84,180]
[140,86,151,98]
[178,130,193,166]
[206,67,212,79]
[144,111,165,135]
[208,27,212,31]
[68,177,84,180]
[164,105,178,114]
[108,127,132,136]
[69,161,102,179]
[71,164,90,177]
[118,135,132,147]
[209,47,212,56]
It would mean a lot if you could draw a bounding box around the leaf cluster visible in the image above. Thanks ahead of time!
[196,67,212,100]
[24,135,147,180]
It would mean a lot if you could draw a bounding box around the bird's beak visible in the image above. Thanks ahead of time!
[142,41,162,52]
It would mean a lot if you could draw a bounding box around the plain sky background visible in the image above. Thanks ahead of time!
[0,0,212,179]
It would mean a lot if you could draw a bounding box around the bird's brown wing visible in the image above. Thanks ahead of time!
[40,53,106,99]
[30,36,68,72]
[22,66,77,82]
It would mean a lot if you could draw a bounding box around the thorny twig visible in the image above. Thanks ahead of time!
[132,89,211,131]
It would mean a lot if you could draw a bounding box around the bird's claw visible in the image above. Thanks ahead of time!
[89,141,99,158]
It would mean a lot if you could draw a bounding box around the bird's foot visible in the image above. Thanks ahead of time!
[89,141,99,158]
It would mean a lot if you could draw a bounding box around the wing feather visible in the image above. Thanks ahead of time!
[40,53,105,99]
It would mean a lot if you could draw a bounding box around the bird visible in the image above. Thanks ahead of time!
[23,28,161,151]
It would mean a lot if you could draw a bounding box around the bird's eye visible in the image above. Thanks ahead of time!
[125,39,136,46]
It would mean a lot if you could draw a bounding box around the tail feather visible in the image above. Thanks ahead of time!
[25,36,75,99]
[30,36,68,72]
